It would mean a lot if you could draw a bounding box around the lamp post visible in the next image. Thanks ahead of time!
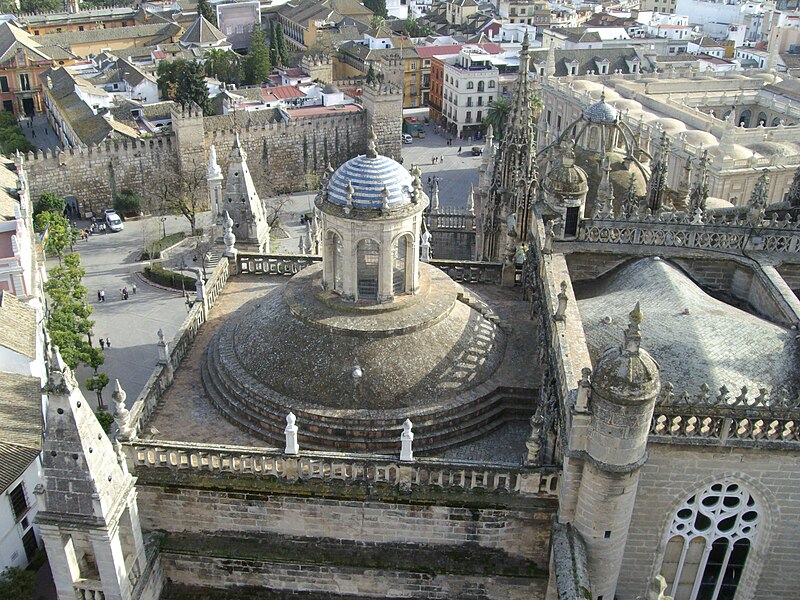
[87,329,94,346]
[159,216,167,239]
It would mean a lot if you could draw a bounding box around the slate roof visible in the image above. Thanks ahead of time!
[0,161,18,221]
[549,27,602,44]
[0,370,42,495]
[180,14,226,45]
[0,21,52,64]
[0,291,36,359]
[37,22,181,49]
[764,76,800,102]
[529,46,643,76]
[576,258,799,396]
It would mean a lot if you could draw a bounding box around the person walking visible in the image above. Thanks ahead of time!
[458,146,462,154]
[106,337,111,348]
[100,289,105,302]
[97,290,102,302]
[132,282,137,295]
[99,338,105,350]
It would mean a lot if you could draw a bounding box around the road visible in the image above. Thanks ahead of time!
[50,214,204,410]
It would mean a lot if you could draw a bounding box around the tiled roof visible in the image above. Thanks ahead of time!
[37,22,181,48]
[530,46,643,76]
[0,161,18,221]
[0,292,36,359]
[0,21,52,64]
[0,371,42,495]
[180,15,226,45]
[262,85,305,101]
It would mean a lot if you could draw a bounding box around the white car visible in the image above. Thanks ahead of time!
[402,133,413,144]
[105,211,124,232]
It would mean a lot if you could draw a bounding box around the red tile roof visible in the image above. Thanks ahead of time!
[262,85,306,101]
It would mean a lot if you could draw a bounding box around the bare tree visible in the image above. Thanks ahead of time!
[192,228,218,280]
[151,155,208,235]
[263,194,292,231]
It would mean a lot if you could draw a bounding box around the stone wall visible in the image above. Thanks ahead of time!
[24,84,402,212]
[161,553,546,599]
[617,443,800,600]
[136,486,552,563]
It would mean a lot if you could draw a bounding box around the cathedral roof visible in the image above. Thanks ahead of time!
[544,151,588,197]
[327,153,413,210]
[576,258,798,397]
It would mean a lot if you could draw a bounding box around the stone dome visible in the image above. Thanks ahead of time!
[322,82,341,94]
[590,302,660,405]
[327,154,414,209]
[653,117,686,132]
[682,130,718,147]
[545,152,588,197]
[583,96,619,124]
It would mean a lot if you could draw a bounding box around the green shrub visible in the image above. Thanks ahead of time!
[95,409,114,433]
[0,567,35,599]
[143,266,197,291]
[141,232,186,260]
[113,189,142,215]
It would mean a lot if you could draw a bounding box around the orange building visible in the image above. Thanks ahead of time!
[19,7,140,36]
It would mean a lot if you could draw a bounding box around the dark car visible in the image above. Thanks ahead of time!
[471,146,483,156]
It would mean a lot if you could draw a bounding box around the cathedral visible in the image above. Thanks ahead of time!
[30,34,800,600]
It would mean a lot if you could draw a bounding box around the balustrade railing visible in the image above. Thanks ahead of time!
[237,253,321,275]
[430,259,503,284]
[127,440,560,497]
[73,580,104,600]
[428,209,476,231]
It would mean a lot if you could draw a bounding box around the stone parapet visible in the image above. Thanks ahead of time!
[125,439,560,501]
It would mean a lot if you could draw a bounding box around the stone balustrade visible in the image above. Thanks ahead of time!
[237,253,322,275]
[126,440,560,497]
[73,579,104,600]
[576,215,800,254]
[650,381,800,446]
[430,259,503,284]
[428,208,476,231]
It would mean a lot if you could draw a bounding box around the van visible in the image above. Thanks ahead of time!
[106,211,124,232]
[402,133,413,144]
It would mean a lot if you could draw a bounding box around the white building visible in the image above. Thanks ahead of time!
[442,46,512,138]
[675,0,760,38]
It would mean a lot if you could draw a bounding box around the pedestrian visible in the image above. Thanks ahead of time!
[458,146,462,153]
[31,130,35,138]
[100,289,105,302]
[440,155,444,164]
[106,337,111,348]
[132,283,137,295]
[97,290,102,302]
[99,339,105,350]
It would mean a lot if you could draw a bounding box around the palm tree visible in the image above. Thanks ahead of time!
[482,97,512,140]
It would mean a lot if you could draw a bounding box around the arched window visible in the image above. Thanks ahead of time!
[467,81,474,90]
[771,117,781,127]
[326,232,343,293]
[477,80,484,92]
[738,109,751,128]
[489,80,496,89]
[356,239,379,300]
[393,235,410,295]
[659,480,759,600]
[757,112,767,126]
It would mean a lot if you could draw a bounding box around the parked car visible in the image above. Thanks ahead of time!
[105,211,124,232]
[471,146,483,156]
[402,133,413,144]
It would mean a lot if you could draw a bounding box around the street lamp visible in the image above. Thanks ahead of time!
[159,216,167,239]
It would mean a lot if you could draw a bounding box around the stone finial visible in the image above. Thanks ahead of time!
[157,328,165,344]
[207,144,222,179]
[575,367,592,412]
[223,210,237,256]
[112,379,134,441]
[431,179,440,212]
[400,418,414,462]
[323,160,334,182]
[381,185,390,213]
[646,575,674,600]
[420,219,432,262]
[345,181,354,214]
[553,281,568,321]
[543,220,555,254]
[411,171,422,204]
[467,184,475,215]
[284,412,299,455]
[366,127,378,158]
[624,302,643,355]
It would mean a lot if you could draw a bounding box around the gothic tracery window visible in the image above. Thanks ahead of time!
[659,481,759,600]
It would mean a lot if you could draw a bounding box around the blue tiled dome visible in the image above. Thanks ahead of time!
[583,99,619,124]
[327,154,413,209]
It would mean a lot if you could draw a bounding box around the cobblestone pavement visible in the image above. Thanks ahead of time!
[147,275,538,464]
[19,114,61,153]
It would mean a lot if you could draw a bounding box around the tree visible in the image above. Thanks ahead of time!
[482,97,512,140]
[269,21,279,66]
[370,14,386,29]
[197,0,216,26]
[19,0,60,12]
[245,26,271,85]
[152,156,208,235]
[34,191,66,216]
[0,111,34,156]
[0,567,35,600]
[156,59,211,115]
[34,211,77,263]
[274,21,289,67]
[95,409,114,433]
[204,49,244,86]
[86,373,110,410]
[366,63,378,85]
[364,0,388,19]
[44,253,95,371]
[113,189,142,215]
[404,17,432,37]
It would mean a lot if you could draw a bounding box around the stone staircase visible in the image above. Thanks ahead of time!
[201,328,536,455]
